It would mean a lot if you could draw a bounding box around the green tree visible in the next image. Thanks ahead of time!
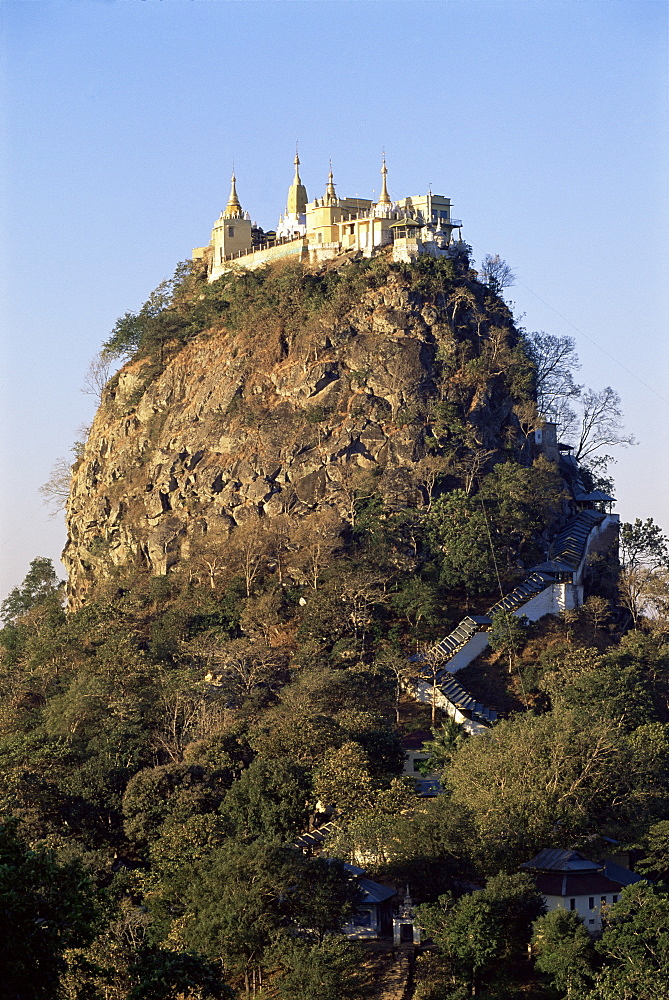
[478,457,565,571]
[596,881,669,973]
[418,873,544,995]
[173,840,295,995]
[149,813,229,874]
[480,872,546,965]
[636,820,669,881]
[219,757,312,840]
[419,891,500,995]
[128,948,235,999]
[290,856,362,942]
[389,576,441,643]
[326,777,418,867]
[0,820,99,999]
[619,518,669,627]
[579,882,669,999]
[538,647,655,730]
[313,741,374,813]
[425,490,496,594]
[417,719,467,775]
[123,762,232,848]
[102,262,197,362]
[167,839,359,998]
[578,968,669,1000]
[532,908,596,997]
[622,723,669,828]
[425,459,563,594]
[270,935,372,1000]
[443,710,635,870]
[0,556,64,624]
[488,610,530,673]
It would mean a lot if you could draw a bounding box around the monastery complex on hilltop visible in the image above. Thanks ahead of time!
[193,155,464,280]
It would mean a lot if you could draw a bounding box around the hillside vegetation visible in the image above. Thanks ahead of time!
[64,252,542,605]
[2,254,669,999]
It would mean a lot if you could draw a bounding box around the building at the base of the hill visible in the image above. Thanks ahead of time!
[193,154,465,280]
[522,849,643,934]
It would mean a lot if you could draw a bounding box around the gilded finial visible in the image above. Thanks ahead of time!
[286,146,308,216]
[325,159,337,203]
[378,153,391,206]
[223,170,243,219]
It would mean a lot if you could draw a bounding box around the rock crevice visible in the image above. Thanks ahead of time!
[64,268,528,605]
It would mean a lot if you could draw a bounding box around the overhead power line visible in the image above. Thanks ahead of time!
[470,240,669,408]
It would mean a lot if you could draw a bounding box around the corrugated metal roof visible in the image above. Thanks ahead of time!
[522,849,600,873]
[604,861,644,887]
[575,490,616,503]
[531,560,574,574]
[343,862,365,876]
[358,878,396,904]
[292,820,338,850]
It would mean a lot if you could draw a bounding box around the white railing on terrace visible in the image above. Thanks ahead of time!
[224,235,306,262]
[222,218,464,263]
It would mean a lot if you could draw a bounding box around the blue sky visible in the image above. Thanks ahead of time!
[1,0,667,598]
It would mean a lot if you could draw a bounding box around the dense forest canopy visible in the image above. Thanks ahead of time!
[4,252,669,998]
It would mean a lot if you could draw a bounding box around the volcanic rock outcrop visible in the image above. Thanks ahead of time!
[64,259,532,605]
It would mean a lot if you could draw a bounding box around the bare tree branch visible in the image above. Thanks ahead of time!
[572,386,636,462]
[479,254,516,297]
[39,458,72,516]
[523,331,582,426]
[81,351,119,401]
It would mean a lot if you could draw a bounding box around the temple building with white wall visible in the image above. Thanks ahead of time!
[193,155,464,280]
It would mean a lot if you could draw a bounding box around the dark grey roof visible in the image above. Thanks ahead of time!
[577,490,616,503]
[487,571,552,616]
[522,849,600,873]
[550,511,604,568]
[604,860,644,887]
[343,862,366,876]
[358,878,396,904]
[531,560,575,574]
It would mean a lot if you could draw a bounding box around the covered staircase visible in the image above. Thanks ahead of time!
[410,509,610,732]
[433,670,499,725]
[550,510,604,568]
[487,570,554,616]
[430,615,490,660]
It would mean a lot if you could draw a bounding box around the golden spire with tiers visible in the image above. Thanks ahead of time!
[378,154,391,206]
[286,151,308,216]
[324,160,337,205]
[223,171,243,219]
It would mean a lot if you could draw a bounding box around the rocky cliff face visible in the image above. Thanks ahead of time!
[64,260,531,606]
